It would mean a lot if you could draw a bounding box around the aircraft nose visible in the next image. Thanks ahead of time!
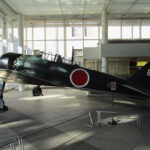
[0,58,9,69]
[0,53,22,70]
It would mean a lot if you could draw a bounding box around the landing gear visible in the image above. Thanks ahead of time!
[32,85,43,96]
[0,82,8,112]
[0,104,8,111]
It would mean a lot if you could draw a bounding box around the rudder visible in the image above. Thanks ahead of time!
[128,62,150,90]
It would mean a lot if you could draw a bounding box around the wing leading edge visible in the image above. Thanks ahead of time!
[0,69,53,86]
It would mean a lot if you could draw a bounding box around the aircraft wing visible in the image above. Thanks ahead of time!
[0,69,53,86]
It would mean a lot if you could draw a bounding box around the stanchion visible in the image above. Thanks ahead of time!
[18,137,24,150]
[108,82,118,125]
[88,112,94,127]
[20,137,24,150]
[10,142,16,150]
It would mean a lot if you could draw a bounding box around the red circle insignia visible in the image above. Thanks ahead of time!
[70,69,90,87]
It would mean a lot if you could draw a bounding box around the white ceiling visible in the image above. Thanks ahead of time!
[4,0,150,19]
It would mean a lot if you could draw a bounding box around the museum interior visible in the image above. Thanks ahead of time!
[0,0,150,150]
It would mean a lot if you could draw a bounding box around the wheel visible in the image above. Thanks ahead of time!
[32,86,42,96]
[32,87,39,96]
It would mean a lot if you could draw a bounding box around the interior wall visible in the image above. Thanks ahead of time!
[84,59,130,78]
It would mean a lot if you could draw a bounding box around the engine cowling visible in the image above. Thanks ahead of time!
[0,53,22,70]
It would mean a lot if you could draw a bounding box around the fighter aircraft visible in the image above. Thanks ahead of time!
[0,52,150,111]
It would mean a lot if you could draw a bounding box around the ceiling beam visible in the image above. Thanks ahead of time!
[58,0,65,19]
[126,0,139,13]
[0,0,17,17]
[101,0,113,13]
[82,0,87,19]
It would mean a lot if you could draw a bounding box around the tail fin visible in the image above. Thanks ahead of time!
[129,62,150,89]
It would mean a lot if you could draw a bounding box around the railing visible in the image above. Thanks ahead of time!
[0,137,24,150]
[0,113,87,150]
[0,110,142,150]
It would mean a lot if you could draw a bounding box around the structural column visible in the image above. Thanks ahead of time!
[17,14,25,54]
[101,11,108,73]
[17,14,25,91]
[2,16,7,53]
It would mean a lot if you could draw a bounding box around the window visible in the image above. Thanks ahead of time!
[108,20,121,39]
[72,27,82,38]
[7,23,13,41]
[22,20,150,58]
[27,25,32,41]
[141,20,150,39]
[34,41,45,51]
[46,27,56,40]
[0,16,3,55]
[84,26,98,39]
[58,27,64,40]
[13,22,19,53]
[46,41,56,53]
[67,41,82,58]
[122,26,132,39]
[33,23,44,40]
[58,41,64,56]
[122,20,132,39]
[67,26,82,40]
[27,41,32,53]
[133,26,140,39]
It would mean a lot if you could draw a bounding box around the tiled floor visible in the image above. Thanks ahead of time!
[0,87,150,150]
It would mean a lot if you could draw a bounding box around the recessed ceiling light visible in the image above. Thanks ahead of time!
[36,0,48,3]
